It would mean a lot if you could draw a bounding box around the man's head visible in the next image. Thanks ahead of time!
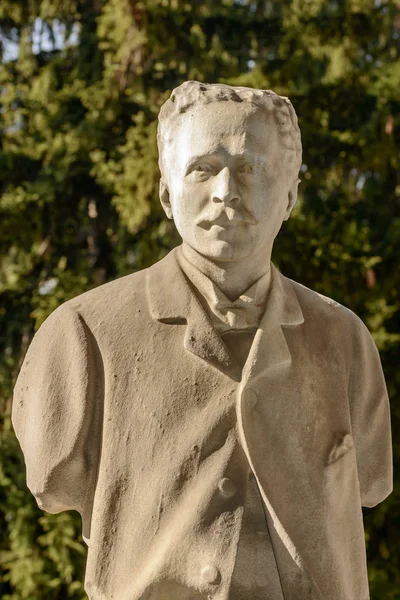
[157,81,302,262]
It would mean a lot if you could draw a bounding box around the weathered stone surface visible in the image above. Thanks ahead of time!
[13,81,392,600]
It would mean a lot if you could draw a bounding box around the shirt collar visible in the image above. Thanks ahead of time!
[176,246,271,332]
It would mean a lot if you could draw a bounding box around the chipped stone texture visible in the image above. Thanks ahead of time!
[13,81,392,600]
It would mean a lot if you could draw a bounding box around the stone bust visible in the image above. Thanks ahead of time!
[13,81,392,600]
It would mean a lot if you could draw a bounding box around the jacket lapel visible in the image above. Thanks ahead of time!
[237,266,326,599]
[147,248,242,381]
[241,263,304,385]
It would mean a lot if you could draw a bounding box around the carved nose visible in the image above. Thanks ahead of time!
[213,193,241,206]
[212,167,241,206]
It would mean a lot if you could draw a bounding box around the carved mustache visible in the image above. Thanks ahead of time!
[196,205,258,229]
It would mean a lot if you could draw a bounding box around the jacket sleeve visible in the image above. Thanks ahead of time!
[347,315,393,508]
[12,303,103,524]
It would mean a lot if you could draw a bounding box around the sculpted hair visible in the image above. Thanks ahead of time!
[157,80,302,181]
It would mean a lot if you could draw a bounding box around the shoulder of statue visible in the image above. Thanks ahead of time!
[276,268,362,332]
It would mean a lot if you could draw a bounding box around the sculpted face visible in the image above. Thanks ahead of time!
[160,102,298,262]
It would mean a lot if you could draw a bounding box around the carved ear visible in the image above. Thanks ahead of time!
[283,178,300,221]
[159,179,173,219]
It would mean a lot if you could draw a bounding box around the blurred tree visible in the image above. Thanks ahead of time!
[0,0,399,598]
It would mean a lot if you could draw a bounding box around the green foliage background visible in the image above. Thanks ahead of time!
[1,0,399,597]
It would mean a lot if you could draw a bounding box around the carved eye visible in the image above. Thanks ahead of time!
[238,163,253,175]
[187,163,215,180]
[194,164,213,173]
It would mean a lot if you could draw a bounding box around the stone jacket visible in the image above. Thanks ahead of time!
[12,247,393,600]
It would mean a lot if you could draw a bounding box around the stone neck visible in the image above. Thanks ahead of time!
[180,242,272,302]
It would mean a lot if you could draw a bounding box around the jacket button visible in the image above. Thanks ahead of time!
[201,564,220,584]
[218,477,237,498]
